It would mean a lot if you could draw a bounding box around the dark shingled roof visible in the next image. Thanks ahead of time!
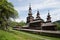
[30,20,42,23]
[42,23,56,27]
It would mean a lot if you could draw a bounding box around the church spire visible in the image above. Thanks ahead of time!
[47,10,51,22]
[36,10,41,20]
[28,4,32,15]
[37,11,40,16]
[29,4,31,10]
[26,4,34,23]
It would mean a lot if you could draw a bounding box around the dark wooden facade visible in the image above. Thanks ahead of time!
[28,21,57,30]
[29,20,41,29]
[26,5,57,30]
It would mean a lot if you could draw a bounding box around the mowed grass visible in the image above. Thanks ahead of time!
[0,30,60,40]
[0,30,21,40]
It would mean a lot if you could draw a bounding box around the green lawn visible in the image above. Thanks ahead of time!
[0,30,60,40]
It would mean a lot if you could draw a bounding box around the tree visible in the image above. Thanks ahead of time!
[0,0,18,30]
[18,21,26,26]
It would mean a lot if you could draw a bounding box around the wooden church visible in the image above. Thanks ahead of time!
[26,5,57,30]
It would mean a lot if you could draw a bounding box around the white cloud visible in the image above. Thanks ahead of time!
[15,0,60,11]
[14,0,60,22]
[15,18,26,22]
[50,9,60,22]
[17,0,22,2]
[32,9,60,22]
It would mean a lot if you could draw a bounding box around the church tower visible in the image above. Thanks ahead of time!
[26,4,34,24]
[36,10,41,20]
[35,10,44,22]
[46,10,51,22]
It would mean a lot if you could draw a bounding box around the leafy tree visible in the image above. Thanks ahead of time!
[18,21,26,27]
[9,21,18,27]
[0,0,18,30]
[53,20,60,30]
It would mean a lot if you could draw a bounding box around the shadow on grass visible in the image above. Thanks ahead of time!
[8,30,18,35]
[7,30,60,38]
[20,30,60,38]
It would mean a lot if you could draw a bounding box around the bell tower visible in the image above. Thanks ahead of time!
[36,10,41,20]
[26,4,34,24]
[46,10,51,22]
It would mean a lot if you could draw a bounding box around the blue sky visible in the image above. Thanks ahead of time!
[8,0,60,22]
